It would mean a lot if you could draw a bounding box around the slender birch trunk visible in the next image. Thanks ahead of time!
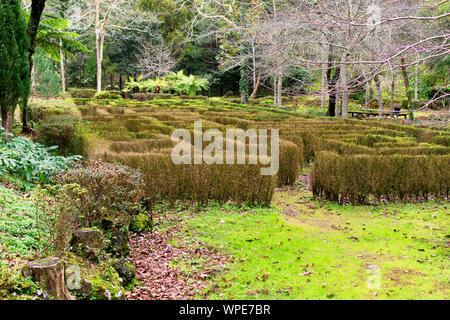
[374,74,383,117]
[390,72,395,110]
[321,40,329,109]
[59,40,66,94]
[340,53,349,118]
[414,56,419,102]
[365,78,370,110]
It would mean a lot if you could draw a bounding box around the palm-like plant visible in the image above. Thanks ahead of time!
[177,74,209,96]
[125,71,209,96]
[24,12,89,62]
[125,75,144,93]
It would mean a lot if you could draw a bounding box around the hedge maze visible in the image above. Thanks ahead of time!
[76,96,449,205]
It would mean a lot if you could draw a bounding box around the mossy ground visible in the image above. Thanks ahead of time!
[168,186,449,300]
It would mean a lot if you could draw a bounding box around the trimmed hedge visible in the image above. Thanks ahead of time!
[103,153,276,205]
[312,151,449,204]
[37,116,88,156]
[433,134,450,147]
[95,91,122,100]
[69,88,97,99]
[278,139,302,186]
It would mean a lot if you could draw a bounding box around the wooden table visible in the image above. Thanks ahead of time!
[348,110,408,119]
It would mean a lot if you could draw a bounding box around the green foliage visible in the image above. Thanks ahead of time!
[94,91,122,100]
[34,49,61,97]
[33,184,85,252]
[0,127,81,186]
[0,0,30,125]
[433,134,450,147]
[283,67,312,94]
[129,213,151,233]
[27,13,89,62]
[0,262,40,299]
[0,186,43,258]
[36,116,87,156]
[125,70,209,96]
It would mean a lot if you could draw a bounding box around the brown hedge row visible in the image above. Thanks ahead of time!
[278,139,302,186]
[102,153,276,205]
[311,151,450,204]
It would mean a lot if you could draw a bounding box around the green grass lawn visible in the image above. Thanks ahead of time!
[173,188,449,300]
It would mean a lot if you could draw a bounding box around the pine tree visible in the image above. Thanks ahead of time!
[0,0,30,133]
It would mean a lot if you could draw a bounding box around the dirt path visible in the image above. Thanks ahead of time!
[126,212,229,300]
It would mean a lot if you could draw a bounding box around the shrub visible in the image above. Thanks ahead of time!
[95,91,122,100]
[36,116,88,156]
[54,160,144,228]
[129,213,151,233]
[28,101,72,123]
[278,139,302,186]
[69,88,97,99]
[433,134,450,147]
[33,184,84,252]
[72,98,92,106]
[131,93,155,101]
[0,127,81,186]
[312,151,449,204]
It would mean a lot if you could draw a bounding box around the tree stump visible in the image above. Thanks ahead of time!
[23,257,74,300]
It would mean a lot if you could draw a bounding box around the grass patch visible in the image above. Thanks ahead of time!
[174,188,449,300]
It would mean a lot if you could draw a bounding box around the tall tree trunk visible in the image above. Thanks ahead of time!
[5,110,13,133]
[59,41,66,94]
[327,66,340,117]
[273,75,278,106]
[340,53,349,118]
[249,72,260,100]
[374,74,383,117]
[365,78,371,110]
[95,0,104,94]
[321,41,329,109]
[414,56,419,102]
[22,0,46,134]
[27,0,46,75]
[96,32,103,93]
[277,76,282,106]
[1,108,7,131]
[390,72,395,110]
[400,58,412,108]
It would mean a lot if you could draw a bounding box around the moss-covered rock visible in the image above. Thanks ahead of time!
[58,252,124,300]
[107,230,130,257]
[70,229,107,262]
[112,258,136,289]
[129,213,151,233]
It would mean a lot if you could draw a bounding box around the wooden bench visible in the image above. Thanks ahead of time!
[348,110,408,119]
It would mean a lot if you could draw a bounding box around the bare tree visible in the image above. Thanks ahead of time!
[136,41,177,78]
